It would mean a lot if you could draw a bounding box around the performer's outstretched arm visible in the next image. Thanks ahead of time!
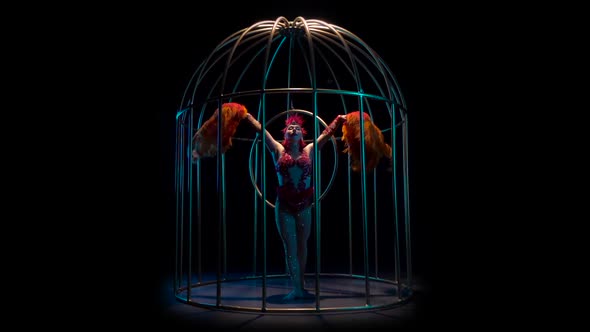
[245,113,283,154]
[307,115,346,152]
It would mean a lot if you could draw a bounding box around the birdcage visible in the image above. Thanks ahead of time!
[174,16,412,312]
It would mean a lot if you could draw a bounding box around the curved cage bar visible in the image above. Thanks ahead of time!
[174,17,412,313]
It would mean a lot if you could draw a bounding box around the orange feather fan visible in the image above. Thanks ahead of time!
[192,102,248,160]
[341,111,392,172]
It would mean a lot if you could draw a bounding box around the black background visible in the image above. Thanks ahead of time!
[35,3,528,329]
[137,8,464,327]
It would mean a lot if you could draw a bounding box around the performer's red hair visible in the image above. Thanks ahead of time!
[192,102,248,159]
[341,111,392,172]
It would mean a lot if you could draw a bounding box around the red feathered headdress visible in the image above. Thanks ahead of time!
[281,113,308,136]
[281,113,307,150]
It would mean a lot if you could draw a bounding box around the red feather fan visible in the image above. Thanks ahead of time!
[341,111,392,172]
[192,102,248,160]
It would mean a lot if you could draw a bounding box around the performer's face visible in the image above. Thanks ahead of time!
[285,124,302,139]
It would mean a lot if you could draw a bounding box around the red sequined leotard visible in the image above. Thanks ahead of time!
[276,152,313,213]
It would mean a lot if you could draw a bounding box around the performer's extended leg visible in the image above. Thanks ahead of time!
[276,203,312,301]
[296,207,312,291]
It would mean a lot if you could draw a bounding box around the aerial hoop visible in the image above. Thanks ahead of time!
[248,109,339,208]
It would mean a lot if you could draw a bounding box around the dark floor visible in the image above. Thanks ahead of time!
[145,274,433,330]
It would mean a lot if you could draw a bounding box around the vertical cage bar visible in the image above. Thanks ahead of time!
[179,115,185,296]
[252,141,259,275]
[216,99,223,306]
[373,172,378,277]
[359,95,371,305]
[174,118,180,292]
[347,154,353,276]
[187,109,194,301]
[391,104,401,297]
[402,115,412,292]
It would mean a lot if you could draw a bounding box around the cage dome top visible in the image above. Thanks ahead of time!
[179,16,406,126]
